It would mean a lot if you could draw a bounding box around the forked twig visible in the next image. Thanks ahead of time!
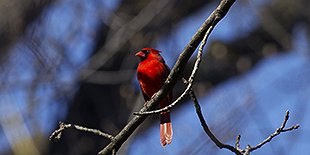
[49,122,114,141]
[244,111,300,154]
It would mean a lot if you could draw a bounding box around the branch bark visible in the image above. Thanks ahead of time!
[49,122,114,141]
[189,89,242,155]
[242,111,300,154]
[98,0,236,154]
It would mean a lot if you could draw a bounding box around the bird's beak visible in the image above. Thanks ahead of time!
[135,51,146,58]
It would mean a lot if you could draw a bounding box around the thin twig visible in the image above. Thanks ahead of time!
[49,122,114,141]
[188,89,242,155]
[133,84,191,115]
[235,134,241,152]
[246,111,300,152]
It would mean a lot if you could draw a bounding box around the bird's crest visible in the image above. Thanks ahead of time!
[141,47,161,54]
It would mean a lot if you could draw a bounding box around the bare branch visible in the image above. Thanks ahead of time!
[235,134,242,152]
[49,122,114,141]
[245,111,300,153]
[98,0,236,154]
[189,91,299,155]
[189,89,242,155]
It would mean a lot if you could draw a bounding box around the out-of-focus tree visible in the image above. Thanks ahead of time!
[0,0,51,57]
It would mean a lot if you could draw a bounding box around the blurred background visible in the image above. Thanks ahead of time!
[0,0,309,154]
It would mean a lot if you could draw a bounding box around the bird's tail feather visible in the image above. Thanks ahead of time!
[160,113,173,146]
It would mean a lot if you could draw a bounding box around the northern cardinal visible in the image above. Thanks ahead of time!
[135,47,173,146]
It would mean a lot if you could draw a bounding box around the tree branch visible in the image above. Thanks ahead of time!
[244,111,300,153]
[236,134,242,152]
[49,122,114,141]
[189,91,299,155]
[98,0,236,154]
[189,89,242,155]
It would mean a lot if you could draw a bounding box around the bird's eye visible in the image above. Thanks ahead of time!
[141,50,150,55]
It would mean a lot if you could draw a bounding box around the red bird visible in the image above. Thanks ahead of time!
[135,47,173,146]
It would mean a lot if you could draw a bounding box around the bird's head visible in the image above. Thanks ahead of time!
[135,47,161,61]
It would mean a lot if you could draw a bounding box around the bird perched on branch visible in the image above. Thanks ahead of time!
[135,47,173,146]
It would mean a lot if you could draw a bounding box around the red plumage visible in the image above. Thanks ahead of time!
[135,47,173,146]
